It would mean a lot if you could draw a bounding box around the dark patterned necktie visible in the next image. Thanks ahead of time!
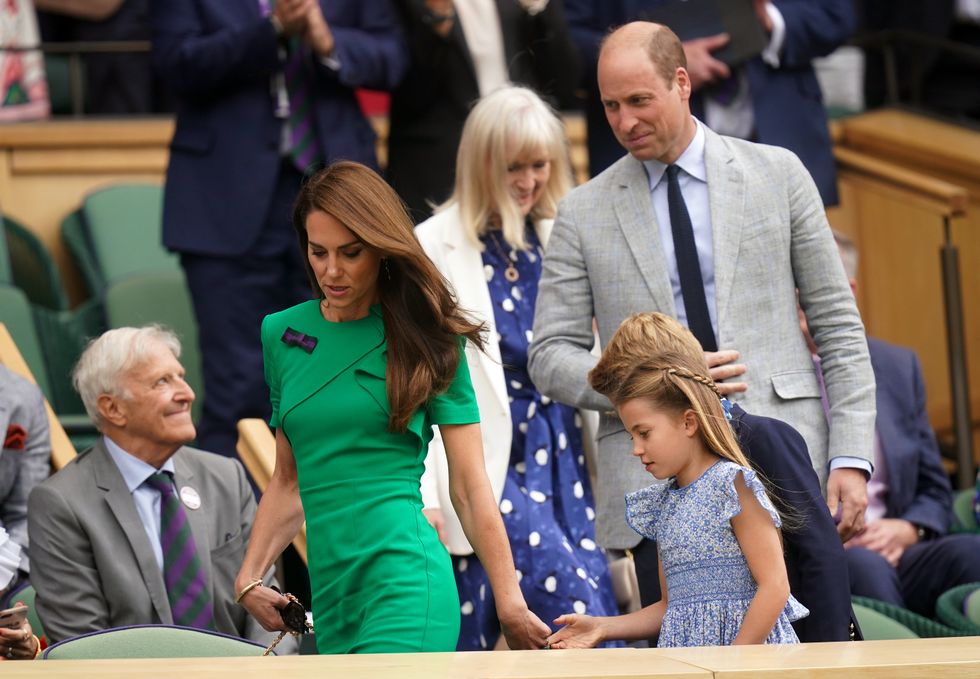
[666,165,717,352]
[145,472,215,630]
[284,37,323,173]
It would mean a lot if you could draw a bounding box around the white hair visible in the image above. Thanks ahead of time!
[72,325,182,428]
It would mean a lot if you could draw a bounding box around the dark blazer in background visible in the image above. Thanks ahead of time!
[564,0,854,205]
[27,440,290,649]
[387,0,579,221]
[732,404,853,642]
[152,0,408,257]
[868,337,953,533]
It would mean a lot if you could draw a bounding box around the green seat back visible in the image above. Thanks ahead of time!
[43,626,266,659]
[44,54,73,116]
[935,583,980,634]
[852,602,919,640]
[0,217,11,284]
[61,208,104,297]
[103,271,203,422]
[0,285,53,401]
[81,184,177,286]
[2,215,68,311]
[952,489,979,533]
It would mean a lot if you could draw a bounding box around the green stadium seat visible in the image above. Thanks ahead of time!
[42,625,267,659]
[60,208,104,298]
[852,595,971,638]
[852,601,919,640]
[0,284,53,402]
[2,215,69,311]
[935,583,980,635]
[951,489,979,533]
[1,583,44,645]
[80,184,178,287]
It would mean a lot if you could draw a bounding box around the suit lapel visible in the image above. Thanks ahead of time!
[92,440,172,624]
[704,128,745,335]
[172,450,213,599]
[443,217,509,416]
[611,158,676,314]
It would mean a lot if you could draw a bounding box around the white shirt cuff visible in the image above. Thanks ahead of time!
[761,2,786,68]
[829,455,873,478]
[318,54,341,71]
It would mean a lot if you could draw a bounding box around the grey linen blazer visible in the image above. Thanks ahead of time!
[27,439,291,650]
[528,125,876,549]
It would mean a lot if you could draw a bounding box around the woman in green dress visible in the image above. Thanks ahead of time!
[235,161,551,654]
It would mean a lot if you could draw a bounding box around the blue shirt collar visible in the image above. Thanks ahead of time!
[103,435,176,493]
[642,117,707,191]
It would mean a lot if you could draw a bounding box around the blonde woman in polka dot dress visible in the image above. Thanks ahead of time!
[416,86,620,650]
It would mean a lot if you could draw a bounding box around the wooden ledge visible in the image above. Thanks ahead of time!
[0,117,175,148]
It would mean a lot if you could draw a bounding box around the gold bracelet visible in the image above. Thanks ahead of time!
[31,634,41,660]
[235,578,263,604]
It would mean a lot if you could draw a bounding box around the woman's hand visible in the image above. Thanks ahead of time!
[498,604,551,649]
[237,584,289,633]
[546,613,604,649]
[422,508,448,547]
[0,606,40,660]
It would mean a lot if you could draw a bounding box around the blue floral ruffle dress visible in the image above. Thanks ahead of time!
[452,225,619,650]
[625,460,809,647]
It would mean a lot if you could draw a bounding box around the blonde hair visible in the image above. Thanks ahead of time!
[438,85,573,250]
[590,313,750,468]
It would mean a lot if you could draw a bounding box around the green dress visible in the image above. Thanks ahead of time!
[261,301,478,653]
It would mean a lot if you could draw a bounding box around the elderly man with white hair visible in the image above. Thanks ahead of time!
[27,326,294,651]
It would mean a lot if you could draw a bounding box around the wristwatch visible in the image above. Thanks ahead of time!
[421,7,455,25]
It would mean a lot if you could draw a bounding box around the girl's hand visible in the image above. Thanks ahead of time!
[547,614,603,649]
[498,605,551,649]
[0,605,39,660]
[238,584,289,633]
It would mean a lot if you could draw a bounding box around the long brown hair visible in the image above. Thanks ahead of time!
[293,161,486,432]
[590,313,797,529]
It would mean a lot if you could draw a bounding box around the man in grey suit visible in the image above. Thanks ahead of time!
[528,22,876,606]
[27,326,292,650]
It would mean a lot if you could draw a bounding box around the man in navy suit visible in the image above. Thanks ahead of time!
[807,233,980,617]
[150,0,407,458]
[565,0,852,205]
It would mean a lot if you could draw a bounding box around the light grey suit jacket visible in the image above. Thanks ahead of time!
[528,126,876,549]
[0,366,50,576]
[27,439,291,649]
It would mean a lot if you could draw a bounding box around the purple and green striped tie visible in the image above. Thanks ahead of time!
[284,38,323,173]
[146,472,215,630]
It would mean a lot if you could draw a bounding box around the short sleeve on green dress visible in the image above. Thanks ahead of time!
[427,339,481,426]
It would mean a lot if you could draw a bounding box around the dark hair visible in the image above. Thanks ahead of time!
[293,161,486,432]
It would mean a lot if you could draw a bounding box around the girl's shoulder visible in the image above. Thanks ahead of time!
[624,481,671,540]
[709,460,781,528]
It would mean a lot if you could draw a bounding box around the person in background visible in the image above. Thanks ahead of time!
[416,86,619,650]
[27,327,291,651]
[801,232,980,618]
[528,22,875,621]
[0,366,49,662]
[236,161,550,654]
[0,366,50,599]
[565,0,853,206]
[150,0,407,459]
[548,333,807,648]
[387,0,579,222]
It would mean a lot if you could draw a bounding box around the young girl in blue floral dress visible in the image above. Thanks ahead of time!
[547,315,808,648]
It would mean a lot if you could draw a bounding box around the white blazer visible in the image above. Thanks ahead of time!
[416,204,553,555]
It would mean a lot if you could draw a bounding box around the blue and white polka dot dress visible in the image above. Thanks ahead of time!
[451,224,619,650]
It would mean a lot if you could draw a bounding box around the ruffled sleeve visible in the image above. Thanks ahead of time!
[717,462,782,528]
[624,482,670,540]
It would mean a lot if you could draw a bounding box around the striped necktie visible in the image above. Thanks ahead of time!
[284,38,322,173]
[145,472,215,630]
